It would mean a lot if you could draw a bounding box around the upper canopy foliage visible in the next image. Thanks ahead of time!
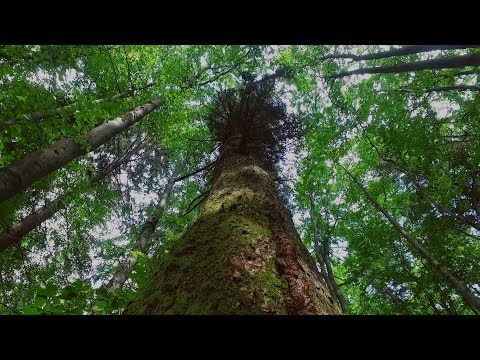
[206,71,300,169]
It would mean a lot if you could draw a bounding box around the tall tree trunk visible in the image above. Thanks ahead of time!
[396,249,444,314]
[323,239,349,313]
[327,53,480,79]
[0,139,146,251]
[340,164,480,313]
[318,45,479,62]
[0,99,162,204]
[106,158,188,292]
[307,185,341,310]
[307,185,348,313]
[125,139,340,315]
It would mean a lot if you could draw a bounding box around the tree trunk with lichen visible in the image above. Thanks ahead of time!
[125,135,340,315]
[105,158,188,292]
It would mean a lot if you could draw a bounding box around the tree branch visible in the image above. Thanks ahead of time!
[318,45,480,62]
[174,161,216,183]
[326,53,480,79]
[338,162,480,312]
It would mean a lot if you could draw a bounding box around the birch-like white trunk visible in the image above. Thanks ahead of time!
[0,99,162,204]
[106,158,188,292]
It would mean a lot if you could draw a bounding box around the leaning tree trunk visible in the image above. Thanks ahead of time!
[327,53,480,79]
[0,139,146,251]
[340,163,480,313]
[308,185,348,314]
[308,186,339,308]
[126,139,340,315]
[318,45,479,62]
[0,99,162,204]
[106,158,188,292]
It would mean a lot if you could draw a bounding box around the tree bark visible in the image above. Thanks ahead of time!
[327,53,480,79]
[0,139,146,251]
[0,99,162,204]
[125,142,340,314]
[318,45,479,62]
[106,158,188,292]
[323,238,349,313]
[307,184,347,312]
[340,164,480,313]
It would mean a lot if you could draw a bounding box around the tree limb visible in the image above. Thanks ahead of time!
[174,161,216,183]
[327,53,480,79]
[339,162,480,312]
[318,45,480,62]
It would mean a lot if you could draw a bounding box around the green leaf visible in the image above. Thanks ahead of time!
[38,283,58,297]
[59,286,78,300]
[95,300,107,309]
[21,306,40,315]
[34,296,48,307]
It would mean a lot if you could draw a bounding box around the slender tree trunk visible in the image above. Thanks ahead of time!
[106,158,188,292]
[327,53,480,79]
[126,138,340,315]
[396,250,444,314]
[385,155,480,232]
[314,242,337,308]
[426,294,442,315]
[0,200,60,251]
[0,99,162,204]
[323,240,349,313]
[0,139,146,251]
[363,137,480,233]
[340,164,480,313]
[307,185,344,312]
[318,45,479,62]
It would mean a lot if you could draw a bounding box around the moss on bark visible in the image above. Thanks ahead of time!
[126,152,340,315]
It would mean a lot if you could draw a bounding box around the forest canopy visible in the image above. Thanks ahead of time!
[0,45,479,315]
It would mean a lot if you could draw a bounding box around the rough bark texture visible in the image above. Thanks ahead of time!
[341,164,480,313]
[327,53,480,79]
[126,145,340,315]
[106,158,187,292]
[0,99,162,204]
